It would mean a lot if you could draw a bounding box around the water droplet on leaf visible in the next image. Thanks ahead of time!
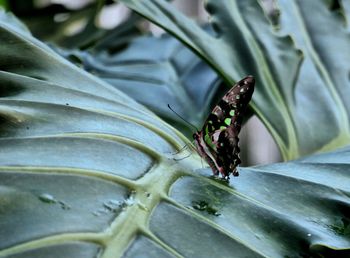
[192,200,220,216]
[103,200,121,212]
[137,201,149,211]
[38,193,57,204]
[58,201,71,210]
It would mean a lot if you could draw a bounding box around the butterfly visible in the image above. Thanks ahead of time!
[193,75,255,179]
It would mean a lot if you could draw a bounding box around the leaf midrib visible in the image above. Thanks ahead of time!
[290,1,350,134]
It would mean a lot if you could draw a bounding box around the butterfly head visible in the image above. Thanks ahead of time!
[193,132,199,139]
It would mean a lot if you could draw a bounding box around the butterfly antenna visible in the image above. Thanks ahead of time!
[167,104,198,132]
[172,144,189,155]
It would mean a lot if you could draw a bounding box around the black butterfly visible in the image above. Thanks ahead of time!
[193,76,255,179]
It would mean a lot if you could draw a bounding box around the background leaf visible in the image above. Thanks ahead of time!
[119,0,350,160]
[54,32,222,137]
[8,0,134,49]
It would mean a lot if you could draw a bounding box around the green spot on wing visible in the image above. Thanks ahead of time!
[224,118,231,125]
[229,110,235,116]
[220,126,226,130]
[204,126,217,150]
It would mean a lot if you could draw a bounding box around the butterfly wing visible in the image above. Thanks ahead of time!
[198,75,255,178]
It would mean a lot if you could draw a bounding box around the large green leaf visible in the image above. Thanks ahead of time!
[0,9,349,258]
[119,0,350,161]
[54,32,222,137]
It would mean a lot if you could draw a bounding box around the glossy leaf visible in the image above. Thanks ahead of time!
[0,9,349,257]
[54,32,222,136]
[119,0,350,160]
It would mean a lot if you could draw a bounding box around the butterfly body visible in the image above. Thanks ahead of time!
[193,76,255,179]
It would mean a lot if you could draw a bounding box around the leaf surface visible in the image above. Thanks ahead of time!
[119,0,350,160]
[54,31,222,137]
[0,9,349,258]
